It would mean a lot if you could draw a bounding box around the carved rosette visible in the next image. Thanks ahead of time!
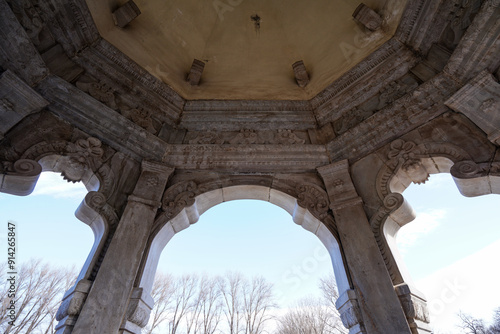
[62,137,104,183]
[76,80,117,109]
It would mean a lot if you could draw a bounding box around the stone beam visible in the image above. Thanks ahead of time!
[0,0,48,86]
[0,70,49,139]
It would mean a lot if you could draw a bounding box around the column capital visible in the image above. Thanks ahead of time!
[131,160,174,204]
[317,160,360,209]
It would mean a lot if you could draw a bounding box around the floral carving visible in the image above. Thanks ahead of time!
[229,129,258,144]
[76,80,117,109]
[161,181,199,219]
[275,129,305,145]
[296,184,329,220]
[189,132,225,145]
[334,108,373,135]
[128,108,156,133]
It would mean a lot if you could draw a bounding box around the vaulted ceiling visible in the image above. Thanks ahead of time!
[85,0,407,100]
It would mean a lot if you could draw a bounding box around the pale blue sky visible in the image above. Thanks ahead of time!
[1,171,499,332]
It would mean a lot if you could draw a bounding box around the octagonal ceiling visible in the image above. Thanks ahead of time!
[85,0,407,100]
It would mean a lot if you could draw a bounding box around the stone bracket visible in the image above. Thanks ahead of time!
[292,60,310,88]
[187,59,205,86]
[353,3,382,31]
[335,289,367,334]
[120,288,154,334]
[55,280,93,334]
[113,1,141,28]
[395,283,432,334]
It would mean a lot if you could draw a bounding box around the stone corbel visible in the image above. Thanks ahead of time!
[54,280,92,334]
[119,288,154,334]
[335,289,367,334]
[0,159,42,196]
[395,283,432,334]
[450,160,500,196]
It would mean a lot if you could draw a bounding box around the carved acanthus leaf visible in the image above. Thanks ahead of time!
[229,129,259,145]
[275,129,305,145]
[161,181,199,218]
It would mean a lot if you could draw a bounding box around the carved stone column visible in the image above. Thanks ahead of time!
[317,160,411,334]
[72,160,174,334]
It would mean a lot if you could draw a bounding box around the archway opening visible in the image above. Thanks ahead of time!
[396,173,500,332]
[140,185,351,333]
[0,171,95,333]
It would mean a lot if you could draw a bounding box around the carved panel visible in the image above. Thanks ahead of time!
[445,70,500,145]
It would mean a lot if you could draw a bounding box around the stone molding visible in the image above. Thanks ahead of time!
[0,158,42,196]
[451,160,500,196]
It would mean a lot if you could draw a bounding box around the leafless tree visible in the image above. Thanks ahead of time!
[458,311,488,334]
[144,272,176,334]
[491,307,500,333]
[218,272,244,334]
[0,259,76,334]
[169,274,199,334]
[242,276,276,334]
[276,274,347,334]
[197,276,223,334]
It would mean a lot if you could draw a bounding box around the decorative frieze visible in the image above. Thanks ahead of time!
[186,129,307,145]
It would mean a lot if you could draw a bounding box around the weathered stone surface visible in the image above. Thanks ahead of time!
[0,70,49,137]
[0,0,48,86]
[445,70,500,145]
[353,4,382,31]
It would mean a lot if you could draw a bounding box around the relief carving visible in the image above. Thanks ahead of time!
[229,129,259,144]
[76,80,117,109]
[275,129,306,145]
[188,132,224,145]
[296,184,329,220]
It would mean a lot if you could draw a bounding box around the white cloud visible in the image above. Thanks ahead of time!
[397,209,446,253]
[416,239,500,332]
[31,172,88,200]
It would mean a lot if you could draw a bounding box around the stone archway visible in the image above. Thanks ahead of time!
[124,184,352,333]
